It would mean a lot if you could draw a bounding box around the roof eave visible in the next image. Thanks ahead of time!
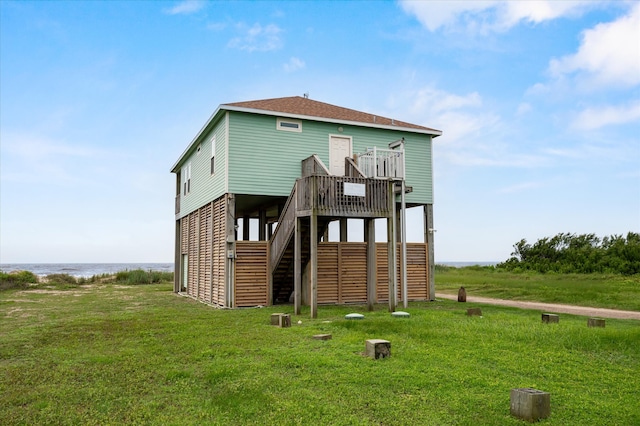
[221,105,443,137]
[170,106,225,173]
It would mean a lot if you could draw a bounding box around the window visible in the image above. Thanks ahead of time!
[210,135,216,175]
[277,117,302,132]
[183,163,191,195]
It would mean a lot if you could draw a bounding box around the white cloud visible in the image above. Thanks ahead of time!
[516,103,532,116]
[549,4,640,89]
[399,0,604,33]
[228,23,283,52]
[388,86,550,168]
[164,0,206,15]
[0,133,104,184]
[283,57,305,72]
[409,87,482,114]
[571,100,640,130]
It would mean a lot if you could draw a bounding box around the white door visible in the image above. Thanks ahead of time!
[329,136,352,176]
[182,254,188,291]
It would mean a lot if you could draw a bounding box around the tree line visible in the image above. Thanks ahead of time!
[497,232,640,275]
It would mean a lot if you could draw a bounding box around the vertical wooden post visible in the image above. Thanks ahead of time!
[388,181,397,312]
[340,218,348,242]
[424,204,435,301]
[242,215,250,241]
[365,218,376,311]
[174,219,181,293]
[322,223,329,242]
[258,209,267,241]
[310,212,318,319]
[226,194,236,308]
[294,217,301,315]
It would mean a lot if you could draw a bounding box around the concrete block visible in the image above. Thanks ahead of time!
[510,388,550,422]
[278,314,291,328]
[271,313,284,326]
[366,339,391,359]
[313,334,332,340]
[588,318,605,328]
[542,313,559,323]
[466,308,482,316]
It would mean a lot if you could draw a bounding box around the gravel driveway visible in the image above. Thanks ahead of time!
[435,293,640,320]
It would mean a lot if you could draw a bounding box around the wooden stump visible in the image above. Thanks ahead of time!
[510,388,550,422]
[588,318,605,328]
[278,314,291,328]
[458,286,467,302]
[313,334,332,340]
[466,308,482,316]
[365,339,391,359]
[542,313,559,323]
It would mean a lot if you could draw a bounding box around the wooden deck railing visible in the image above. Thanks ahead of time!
[269,184,297,274]
[296,175,391,218]
[357,148,404,179]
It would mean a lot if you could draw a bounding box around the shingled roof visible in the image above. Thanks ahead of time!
[223,96,441,135]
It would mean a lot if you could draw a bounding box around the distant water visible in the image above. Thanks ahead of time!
[1,261,494,277]
[439,261,498,267]
[0,263,174,278]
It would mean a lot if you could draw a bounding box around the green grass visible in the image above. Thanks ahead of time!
[435,266,640,311]
[1,282,639,425]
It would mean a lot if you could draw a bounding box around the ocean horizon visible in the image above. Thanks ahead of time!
[0,263,175,278]
[1,261,498,277]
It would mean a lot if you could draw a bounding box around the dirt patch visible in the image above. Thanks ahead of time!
[436,293,640,320]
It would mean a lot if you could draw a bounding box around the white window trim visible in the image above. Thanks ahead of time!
[183,163,191,195]
[277,117,302,132]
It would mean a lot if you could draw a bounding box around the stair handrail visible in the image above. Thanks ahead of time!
[345,157,366,177]
[269,181,298,274]
[301,154,330,177]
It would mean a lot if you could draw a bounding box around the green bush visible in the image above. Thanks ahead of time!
[0,270,39,291]
[114,269,173,285]
[498,232,640,275]
[45,273,78,286]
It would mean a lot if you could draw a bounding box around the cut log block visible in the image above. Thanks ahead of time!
[588,318,605,328]
[542,313,559,323]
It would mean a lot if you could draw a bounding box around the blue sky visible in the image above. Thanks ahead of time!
[1,0,638,263]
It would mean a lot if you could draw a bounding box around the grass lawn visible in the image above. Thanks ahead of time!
[435,267,640,311]
[1,282,639,425]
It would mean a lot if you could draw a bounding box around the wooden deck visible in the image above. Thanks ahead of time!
[296,175,392,218]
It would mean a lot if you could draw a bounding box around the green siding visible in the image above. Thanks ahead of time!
[227,112,433,204]
[178,115,227,217]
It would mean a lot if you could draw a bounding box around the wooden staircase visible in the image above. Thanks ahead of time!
[271,216,330,303]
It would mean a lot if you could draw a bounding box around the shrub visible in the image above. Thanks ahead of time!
[497,232,640,275]
[435,264,454,272]
[45,274,78,286]
[0,270,39,291]
[115,269,173,285]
